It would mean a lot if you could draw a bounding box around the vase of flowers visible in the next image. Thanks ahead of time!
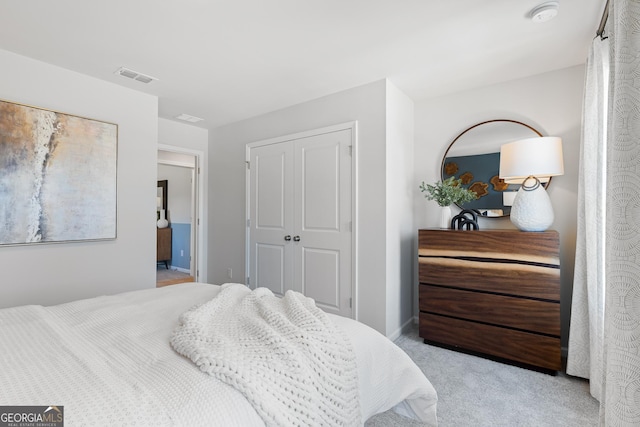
[420,177,477,228]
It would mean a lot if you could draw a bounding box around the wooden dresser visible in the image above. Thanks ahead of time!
[157,227,172,269]
[418,229,561,373]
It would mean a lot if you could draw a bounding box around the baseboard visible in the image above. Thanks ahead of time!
[388,317,415,341]
[171,266,190,274]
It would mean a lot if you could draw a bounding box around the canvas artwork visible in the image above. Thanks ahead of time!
[0,100,117,245]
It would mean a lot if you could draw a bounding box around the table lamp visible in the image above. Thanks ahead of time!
[499,136,564,231]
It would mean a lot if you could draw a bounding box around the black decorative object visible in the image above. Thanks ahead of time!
[451,209,480,230]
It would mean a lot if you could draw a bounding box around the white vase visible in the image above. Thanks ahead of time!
[439,205,452,229]
[157,209,169,228]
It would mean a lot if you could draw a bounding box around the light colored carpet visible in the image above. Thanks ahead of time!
[365,327,599,427]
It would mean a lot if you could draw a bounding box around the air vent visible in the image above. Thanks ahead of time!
[175,113,204,123]
[114,67,158,84]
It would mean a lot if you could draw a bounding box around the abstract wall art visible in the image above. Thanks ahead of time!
[0,99,117,245]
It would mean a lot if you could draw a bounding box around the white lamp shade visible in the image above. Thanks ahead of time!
[499,136,564,182]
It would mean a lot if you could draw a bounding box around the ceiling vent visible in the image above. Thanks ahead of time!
[114,67,158,84]
[175,113,204,123]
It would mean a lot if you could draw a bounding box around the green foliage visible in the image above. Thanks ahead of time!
[419,176,477,207]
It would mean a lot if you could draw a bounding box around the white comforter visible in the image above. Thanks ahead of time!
[0,283,437,426]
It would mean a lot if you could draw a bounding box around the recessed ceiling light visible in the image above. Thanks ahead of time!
[175,113,204,123]
[530,1,559,23]
[114,67,158,84]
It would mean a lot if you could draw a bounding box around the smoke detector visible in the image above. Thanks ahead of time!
[530,1,559,23]
[114,67,158,84]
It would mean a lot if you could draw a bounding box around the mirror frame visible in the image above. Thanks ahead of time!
[441,119,547,218]
[157,180,168,212]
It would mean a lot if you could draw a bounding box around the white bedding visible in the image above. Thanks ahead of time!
[0,283,437,426]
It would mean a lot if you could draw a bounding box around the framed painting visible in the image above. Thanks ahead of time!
[0,99,118,245]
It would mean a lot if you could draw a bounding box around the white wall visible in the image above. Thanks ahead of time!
[157,164,192,224]
[209,79,414,335]
[413,65,585,348]
[159,118,209,155]
[385,83,415,338]
[0,49,159,308]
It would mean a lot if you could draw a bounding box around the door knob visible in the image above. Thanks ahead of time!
[293,235,301,242]
[284,235,292,241]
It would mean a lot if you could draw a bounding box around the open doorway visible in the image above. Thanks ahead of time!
[156,148,203,286]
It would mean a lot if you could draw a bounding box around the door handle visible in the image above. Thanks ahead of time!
[284,235,292,241]
[293,235,301,242]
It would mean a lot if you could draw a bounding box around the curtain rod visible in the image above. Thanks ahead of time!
[597,0,609,37]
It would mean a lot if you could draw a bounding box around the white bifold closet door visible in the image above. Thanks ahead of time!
[248,128,353,318]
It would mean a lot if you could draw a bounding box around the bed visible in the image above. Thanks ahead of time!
[0,282,437,426]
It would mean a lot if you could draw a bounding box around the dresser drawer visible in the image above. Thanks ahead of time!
[418,257,560,301]
[418,229,560,263]
[419,285,560,336]
[420,313,561,371]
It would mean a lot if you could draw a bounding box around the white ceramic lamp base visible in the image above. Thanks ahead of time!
[510,177,554,232]
[157,209,169,228]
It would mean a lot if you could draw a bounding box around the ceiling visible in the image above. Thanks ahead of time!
[0,0,605,130]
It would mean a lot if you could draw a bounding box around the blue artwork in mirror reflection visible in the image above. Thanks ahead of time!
[443,152,518,216]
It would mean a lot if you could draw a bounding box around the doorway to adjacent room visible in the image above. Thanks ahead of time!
[156,147,204,286]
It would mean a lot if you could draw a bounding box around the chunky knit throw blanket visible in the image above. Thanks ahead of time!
[170,283,361,426]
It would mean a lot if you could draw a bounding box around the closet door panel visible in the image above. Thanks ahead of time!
[294,129,352,317]
[249,143,293,296]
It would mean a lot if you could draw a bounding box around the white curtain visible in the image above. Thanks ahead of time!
[566,33,609,399]
[568,0,640,425]
[601,0,640,425]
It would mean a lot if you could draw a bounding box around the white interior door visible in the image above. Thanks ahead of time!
[249,142,294,296]
[248,125,354,318]
[293,130,352,317]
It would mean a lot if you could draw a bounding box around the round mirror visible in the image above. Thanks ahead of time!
[441,119,545,218]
